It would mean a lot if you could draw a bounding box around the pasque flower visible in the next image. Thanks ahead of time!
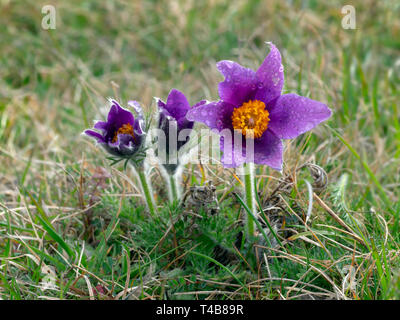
[156,89,205,174]
[84,99,157,216]
[156,89,206,201]
[186,43,332,170]
[157,89,198,152]
[84,99,145,160]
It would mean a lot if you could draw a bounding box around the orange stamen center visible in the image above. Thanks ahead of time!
[112,123,135,143]
[231,100,270,139]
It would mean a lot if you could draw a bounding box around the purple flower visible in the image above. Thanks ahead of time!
[84,99,145,159]
[157,89,199,152]
[156,89,205,173]
[186,43,332,170]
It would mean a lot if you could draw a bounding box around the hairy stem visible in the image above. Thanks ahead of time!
[169,173,179,202]
[244,162,256,237]
[136,166,157,216]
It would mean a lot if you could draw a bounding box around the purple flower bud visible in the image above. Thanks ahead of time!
[156,89,205,173]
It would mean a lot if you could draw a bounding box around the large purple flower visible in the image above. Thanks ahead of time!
[84,99,145,159]
[186,43,332,170]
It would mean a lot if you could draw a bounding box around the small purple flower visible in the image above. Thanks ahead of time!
[157,89,198,152]
[186,43,332,170]
[84,99,145,159]
[156,89,205,173]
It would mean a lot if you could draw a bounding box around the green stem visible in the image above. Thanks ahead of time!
[243,162,256,237]
[169,174,179,203]
[136,166,157,216]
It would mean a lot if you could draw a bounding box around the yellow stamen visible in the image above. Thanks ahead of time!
[231,100,270,139]
[112,123,135,143]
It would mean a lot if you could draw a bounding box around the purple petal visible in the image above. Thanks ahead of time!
[218,130,283,169]
[107,100,135,129]
[254,43,285,104]
[217,60,257,106]
[157,98,167,109]
[93,121,108,132]
[219,130,283,169]
[127,100,144,118]
[84,130,106,144]
[192,100,207,109]
[219,135,246,168]
[219,129,256,168]
[134,117,144,136]
[158,106,170,126]
[253,130,283,170]
[268,94,332,139]
[186,102,218,129]
[178,118,194,132]
[186,100,235,131]
[165,89,191,125]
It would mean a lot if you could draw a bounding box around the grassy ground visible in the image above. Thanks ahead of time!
[1,0,400,300]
